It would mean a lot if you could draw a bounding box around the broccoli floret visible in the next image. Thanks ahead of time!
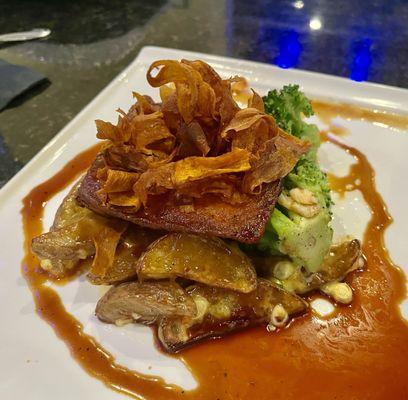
[263,85,314,138]
[264,85,320,153]
[286,157,332,210]
[254,85,333,272]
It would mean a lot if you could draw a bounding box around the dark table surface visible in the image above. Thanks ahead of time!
[0,0,407,188]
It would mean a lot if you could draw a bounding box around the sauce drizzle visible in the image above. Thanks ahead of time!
[21,106,408,400]
[312,100,408,131]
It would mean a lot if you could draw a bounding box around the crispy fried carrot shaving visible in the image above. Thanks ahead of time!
[96,119,129,143]
[102,169,140,193]
[68,216,128,279]
[93,59,310,211]
[243,132,310,194]
[91,221,127,278]
[248,90,265,112]
[173,148,251,185]
[221,108,277,154]
[96,168,141,207]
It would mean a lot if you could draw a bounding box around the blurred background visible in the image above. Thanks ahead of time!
[0,0,407,187]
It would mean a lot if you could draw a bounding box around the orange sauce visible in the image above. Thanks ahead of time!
[312,100,408,130]
[326,122,349,136]
[21,106,408,399]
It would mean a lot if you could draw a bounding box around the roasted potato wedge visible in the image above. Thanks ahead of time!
[32,181,96,277]
[255,239,362,294]
[52,180,94,229]
[32,220,97,261]
[319,239,363,281]
[95,281,197,325]
[32,179,128,278]
[158,279,307,352]
[137,233,257,293]
[88,228,162,285]
[32,212,127,276]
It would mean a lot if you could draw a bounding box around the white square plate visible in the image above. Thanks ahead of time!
[0,46,407,399]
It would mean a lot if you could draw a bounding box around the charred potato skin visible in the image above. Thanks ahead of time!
[95,277,306,353]
[31,223,95,261]
[95,281,197,325]
[158,316,256,353]
[31,180,95,277]
[157,279,307,352]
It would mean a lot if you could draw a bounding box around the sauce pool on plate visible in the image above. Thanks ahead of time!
[21,102,408,399]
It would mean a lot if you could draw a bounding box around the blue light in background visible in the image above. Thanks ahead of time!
[350,39,373,82]
[275,30,302,69]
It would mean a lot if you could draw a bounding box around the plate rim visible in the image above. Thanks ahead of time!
[1,45,407,399]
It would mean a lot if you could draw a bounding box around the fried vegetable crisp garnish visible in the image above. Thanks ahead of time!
[94,59,310,211]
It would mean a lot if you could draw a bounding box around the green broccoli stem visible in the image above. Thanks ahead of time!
[270,208,295,238]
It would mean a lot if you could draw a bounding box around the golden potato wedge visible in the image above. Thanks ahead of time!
[158,279,307,352]
[52,179,94,229]
[320,239,362,281]
[31,181,98,277]
[95,281,197,325]
[32,212,127,275]
[137,233,257,293]
[255,239,362,294]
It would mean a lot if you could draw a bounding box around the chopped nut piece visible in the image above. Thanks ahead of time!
[114,318,133,327]
[351,256,365,272]
[40,259,53,271]
[191,295,210,322]
[289,188,318,205]
[278,192,320,218]
[273,260,296,280]
[321,282,353,304]
[310,298,335,318]
[269,304,289,328]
